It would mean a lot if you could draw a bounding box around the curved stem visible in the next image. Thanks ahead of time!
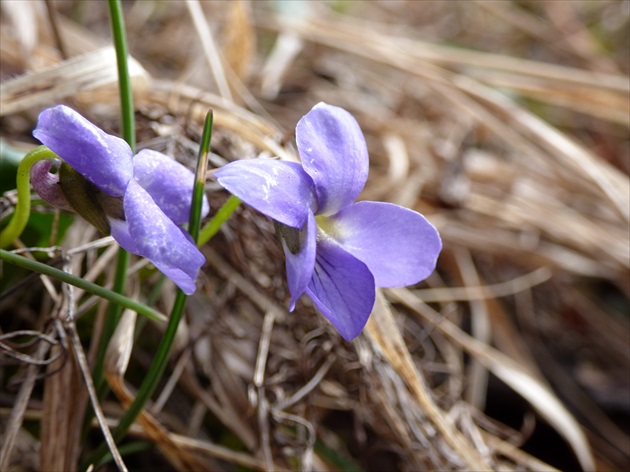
[0,146,57,249]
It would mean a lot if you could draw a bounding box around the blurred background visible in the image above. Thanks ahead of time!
[1,1,628,471]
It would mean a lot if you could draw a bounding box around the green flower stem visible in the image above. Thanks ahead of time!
[189,111,213,242]
[108,0,135,150]
[198,195,241,246]
[95,441,153,470]
[91,248,129,395]
[193,111,242,247]
[0,146,57,249]
[83,112,215,471]
[0,249,166,323]
[92,0,135,391]
[86,0,136,440]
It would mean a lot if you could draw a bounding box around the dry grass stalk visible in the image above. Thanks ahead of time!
[104,309,211,471]
[0,326,57,470]
[39,329,86,472]
[388,287,595,470]
[0,47,150,117]
[365,293,492,471]
[1,2,628,471]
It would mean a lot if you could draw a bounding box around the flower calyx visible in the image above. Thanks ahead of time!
[57,162,125,234]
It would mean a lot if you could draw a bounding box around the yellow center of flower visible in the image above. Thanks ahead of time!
[315,214,339,240]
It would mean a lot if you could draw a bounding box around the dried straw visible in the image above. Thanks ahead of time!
[1,2,628,471]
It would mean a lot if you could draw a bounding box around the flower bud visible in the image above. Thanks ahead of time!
[30,160,73,211]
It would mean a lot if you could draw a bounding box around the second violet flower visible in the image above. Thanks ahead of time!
[30,105,208,295]
[216,102,442,341]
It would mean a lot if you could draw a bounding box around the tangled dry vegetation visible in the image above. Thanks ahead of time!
[1,1,628,471]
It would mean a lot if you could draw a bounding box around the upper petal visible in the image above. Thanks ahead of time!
[114,179,206,295]
[215,158,315,228]
[305,236,375,341]
[33,105,133,196]
[133,149,209,224]
[328,201,442,287]
[281,211,317,311]
[296,103,368,215]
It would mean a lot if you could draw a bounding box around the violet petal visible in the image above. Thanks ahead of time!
[329,201,442,287]
[296,103,368,215]
[114,179,205,294]
[133,149,209,224]
[109,218,139,254]
[215,158,315,228]
[33,105,133,196]
[305,236,375,341]
[30,160,73,211]
[282,211,317,310]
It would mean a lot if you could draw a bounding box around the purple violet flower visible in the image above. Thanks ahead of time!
[216,102,442,340]
[30,105,208,295]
